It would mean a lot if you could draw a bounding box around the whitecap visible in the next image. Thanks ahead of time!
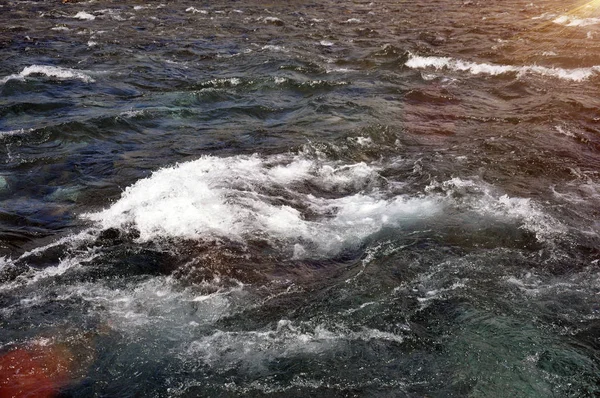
[203,77,242,87]
[405,53,599,81]
[119,109,146,118]
[55,276,245,331]
[263,16,284,25]
[83,154,440,258]
[555,125,576,137]
[185,7,208,14]
[0,65,95,84]
[262,44,287,52]
[553,15,600,27]
[531,12,557,20]
[0,257,12,273]
[347,136,373,147]
[185,319,404,370]
[0,234,99,293]
[426,178,567,242]
[73,11,96,20]
[0,128,33,137]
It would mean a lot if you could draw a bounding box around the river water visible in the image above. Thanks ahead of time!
[0,0,599,396]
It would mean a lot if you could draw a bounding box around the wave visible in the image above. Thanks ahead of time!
[0,65,95,84]
[425,177,566,243]
[532,12,600,27]
[84,154,440,258]
[0,148,568,298]
[553,15,600,27]
[0,128,33,138]
[72,11,95,20]
[82,148,567,262]
[185,7,208,14]
[405,54,599,81]
[186,319,405,370]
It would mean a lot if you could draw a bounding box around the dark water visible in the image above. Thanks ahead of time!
[1,0,600,396]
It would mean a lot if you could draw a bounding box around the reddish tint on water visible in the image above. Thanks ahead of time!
[0,345,74,398]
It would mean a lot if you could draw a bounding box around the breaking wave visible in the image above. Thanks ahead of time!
[0,65,95,84]
[84,154,441,258]
[405,54,600,81]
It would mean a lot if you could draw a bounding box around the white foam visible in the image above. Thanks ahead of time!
[553,15,600,27]
[0,257,12,273]
[319,40,334,47]
[204,77,242,87]
[186,7,208,14]
[347,136,373,147]
[73,11,96,20]
[119,109,146,118]
[263,16,284,24]
[551,168,600,209]
[58,276,245,331]
[262,44,287,52]
[325,67,354,73]
[555,125,576,137]
[84,154,440,258]
[405,54,599,82]
[0,65,95,84]
[95,9,125,21]
[18,229,97,262]
[532,12,557,20]
[0,128,33,137]
[504,267,600,305]
[427,178,566,242]
[186,319,404,370]
[28,250,98,284]
[0,232,99,293]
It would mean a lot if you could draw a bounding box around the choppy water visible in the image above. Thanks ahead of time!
[1,0,599,396]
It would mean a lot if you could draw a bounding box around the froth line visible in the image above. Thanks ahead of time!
[405,54,599,82]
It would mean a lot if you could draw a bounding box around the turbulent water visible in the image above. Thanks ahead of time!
[1,0,600,396]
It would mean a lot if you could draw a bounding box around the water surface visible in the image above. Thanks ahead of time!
[1,0,599,396]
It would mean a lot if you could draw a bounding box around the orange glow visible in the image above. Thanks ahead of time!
[0,346,74,398]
